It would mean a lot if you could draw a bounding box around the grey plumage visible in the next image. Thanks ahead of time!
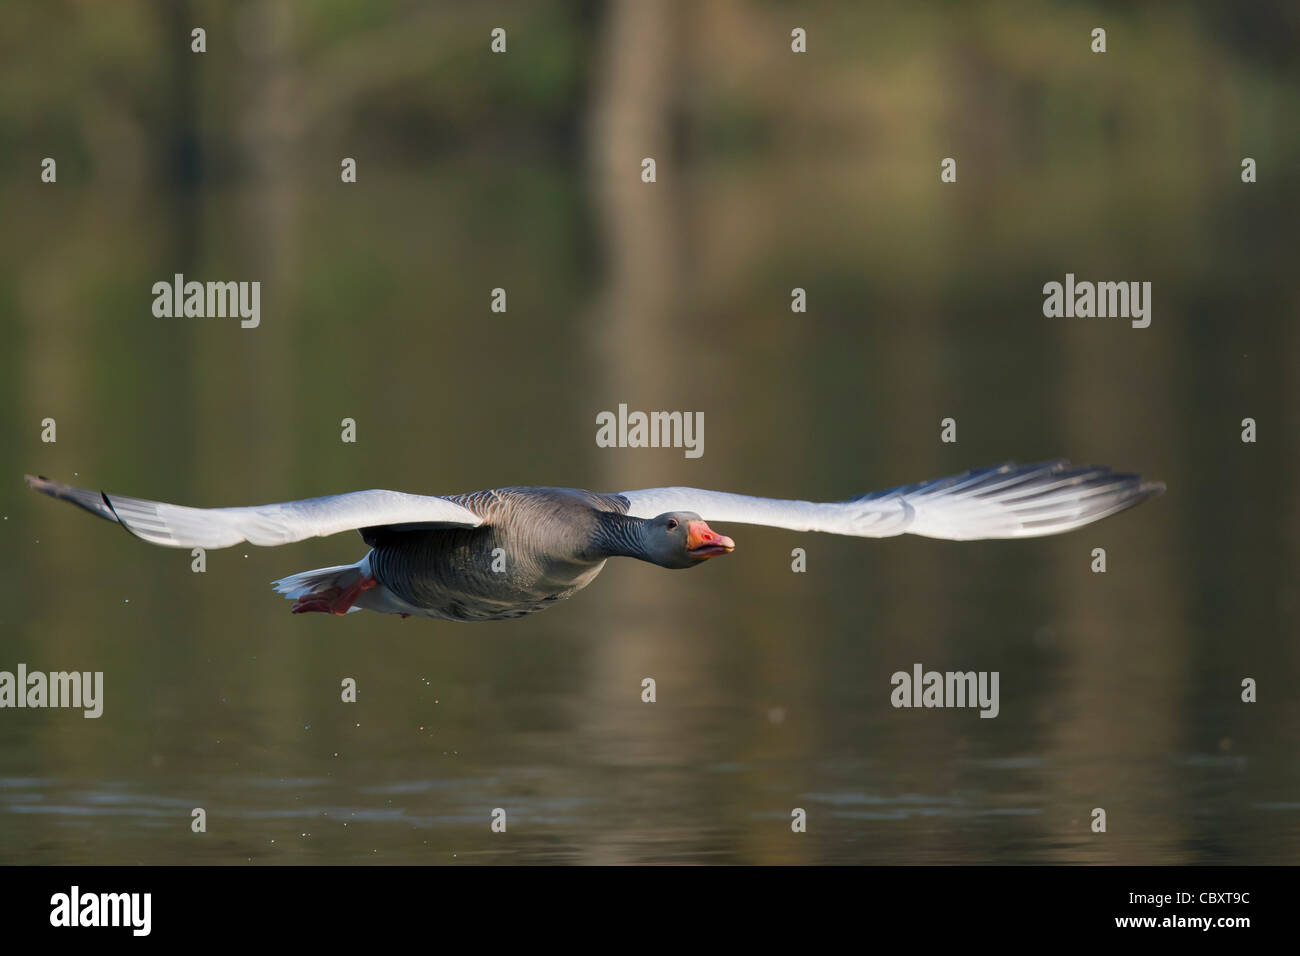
[25,460,1163,623]
[363,488,627,622]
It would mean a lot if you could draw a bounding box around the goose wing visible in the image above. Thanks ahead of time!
[615,461,1163,541]
[25,475,483,549]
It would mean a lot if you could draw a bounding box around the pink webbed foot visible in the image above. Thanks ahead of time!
[291,576,378,616]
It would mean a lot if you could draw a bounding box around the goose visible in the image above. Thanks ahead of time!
[25,461,1163,623]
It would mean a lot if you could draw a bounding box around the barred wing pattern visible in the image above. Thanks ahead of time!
[616,461,1164,541]
[24,475,483,549]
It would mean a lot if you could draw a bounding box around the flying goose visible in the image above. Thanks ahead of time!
[25,461,1163,623]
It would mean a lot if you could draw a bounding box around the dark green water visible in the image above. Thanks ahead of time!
[1,1,1297,864]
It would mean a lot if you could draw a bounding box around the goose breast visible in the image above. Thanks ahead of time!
[362,488,621,622]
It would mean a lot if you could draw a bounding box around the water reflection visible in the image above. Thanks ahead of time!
[1,0,1298,864]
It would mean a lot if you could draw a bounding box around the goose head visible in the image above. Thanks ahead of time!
[643,512,735,569]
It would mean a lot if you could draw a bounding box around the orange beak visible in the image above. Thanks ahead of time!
[686,520,735,559]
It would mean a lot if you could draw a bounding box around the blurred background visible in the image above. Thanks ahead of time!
[1,0,1297,864]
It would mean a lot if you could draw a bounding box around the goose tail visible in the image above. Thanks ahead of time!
[271,557,373,615]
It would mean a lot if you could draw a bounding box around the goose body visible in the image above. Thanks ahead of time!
[360,488,629,622]
[25,460,1163,623]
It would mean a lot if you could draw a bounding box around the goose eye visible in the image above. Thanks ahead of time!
[666,518,678,531]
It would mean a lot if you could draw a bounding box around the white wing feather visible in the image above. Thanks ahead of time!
[616,461,1163,541]
[25,475,482,549]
